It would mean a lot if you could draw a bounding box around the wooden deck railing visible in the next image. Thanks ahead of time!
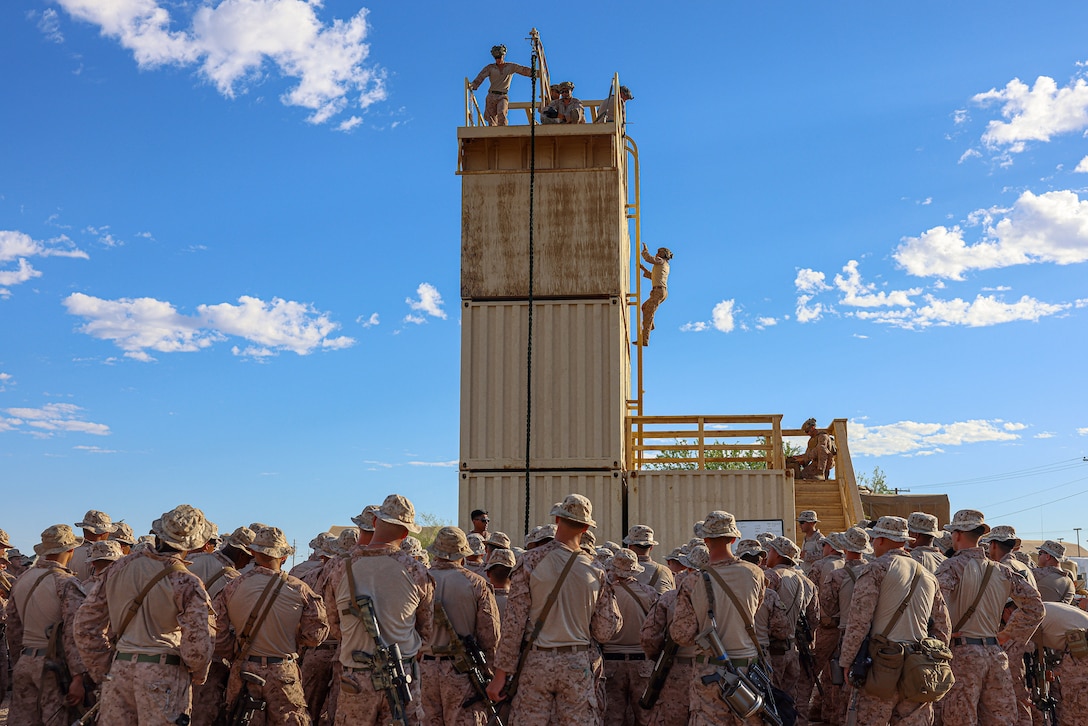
[625,415,786,471]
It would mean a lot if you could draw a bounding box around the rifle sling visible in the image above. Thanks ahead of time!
[114,560,188,645]
[523,548,581,649]
[648,567,660,590]
[236,571,288,663]
[875,560,922,640]
[616,579,651,617]
[204,566,233,592]
[703,567,769,664]
[16,568,55,624]
[952,560,995,634]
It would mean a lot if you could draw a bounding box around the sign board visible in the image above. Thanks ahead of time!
[737,520,784,541]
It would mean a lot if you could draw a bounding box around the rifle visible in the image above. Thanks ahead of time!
[433,601,504,726]
[1024,646,1059,725]
[71,700,99,725]
[348,594,413,726]
[638,635,679,710]
[795,612,823,697]
[228,671,268,726]
[696,623,782,726]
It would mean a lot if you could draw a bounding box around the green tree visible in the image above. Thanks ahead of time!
[857,465,890,493]
[646,436,802,470]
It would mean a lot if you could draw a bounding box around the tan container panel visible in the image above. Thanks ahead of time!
[460,299,629,470]
[461,169,630,299]
[459,469,625,542]
[627,470,797,560]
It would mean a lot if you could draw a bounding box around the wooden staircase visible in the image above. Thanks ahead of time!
[791,419,865,536]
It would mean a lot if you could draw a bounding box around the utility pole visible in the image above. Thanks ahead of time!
[1075,527,1082,556]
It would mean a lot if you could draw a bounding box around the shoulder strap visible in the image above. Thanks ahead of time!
[523,548,581,649]
[203,566,234,592]
[845,564,860,583]
[953,561,995,633]
[704,566,769,663]
[877,559,922,639]
[648,567,661,589]
[16,568,55,618]
[114,560,188,644]
[616,579,651,616]
[236,571,288,662]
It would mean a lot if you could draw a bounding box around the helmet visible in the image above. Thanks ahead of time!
[491,44,506,59]
[656,247,673,260]
[802,417,817,433]
[619,85,633,100]
[558,81,575,93]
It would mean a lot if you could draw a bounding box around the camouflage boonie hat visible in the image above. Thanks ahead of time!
[484,531,511,549]
[0,528,10,548]
[376,494,422,534]
[664,546,685,563]
[801,417,817,433]
[943,510,989,533]
[34,524,83,556]
[623,524,659,547]
[581,530,597,547]
[837,527,873,554]
[609,548,645,576]
[152,505,209,551]
[249,522,270,532]
[756,532,776,546]
[485,547,517,571]
[1038,540,1067,561]
[557,81,575,92]
[820,533,844,552]
[906,512,940,537]
[88,539,123,562]
[767,536,801,561]
[428,526,473,561]
[336,528,360,555]
[868,516,911,543]
[402,536,425,560]
[491,44,506,58]
[550,494,596,528]
[75,510,117,535]
[797,510,819,524]
[680,544,710,570]
[249,527,294,559]
[525,524,557,547]
[466,533,486,556]
[309,532,336,552]
[694,511,742,540]
[735,538,766,558]
[656,247,673,260]
[224,526,256,554]
[110,522,137,546]
[351,505,381,533]
[934,531,953,552]
[979,525,1021,547]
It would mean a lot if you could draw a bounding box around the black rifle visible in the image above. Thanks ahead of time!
[228,671,267,726]
[639,635,680,710]
[848,633,872,687]
[434,602,504,726]
[1024,646,1059,725]
[795,612,823,697]
[349,595,412,726]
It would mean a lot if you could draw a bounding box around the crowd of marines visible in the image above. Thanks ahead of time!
[2,495,1087,726]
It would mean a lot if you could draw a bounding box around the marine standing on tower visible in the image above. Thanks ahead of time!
[470,45,533,127]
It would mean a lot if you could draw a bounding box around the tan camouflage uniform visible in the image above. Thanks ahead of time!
[5,559,88,726]
[671,553,766,726]
[494,540,621,726]
[639,574,699,726]
[296,556,338,723]
[73,548,216,725]
[470,62,532,126]
[839,548,951,725]
[634,555,675,595]
[639,248,669,345]
[998,553,1040,726]
[541,96,586,124]
[189,548,242,726]
[325,544,434,726]
[800,530,824,573]
[212,564,329,725]
[910,545,946,574]
[819,558,866,723]
[769,562,818,725]
[1034,565,1075,604]
[935,546,1044,726]
[808,551,843,719]
[798,430,833,480]
[603,573,658,726]
[421,559,499,726]
[1029,602,1088,726]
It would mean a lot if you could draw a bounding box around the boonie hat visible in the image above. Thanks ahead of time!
[767,536,801,561]
[550,494,596,528]
[665,546,685,563]
[428,526,473,561]
[623,524,659,547]
[837,527,873,554]
[485,531,511,549]
[110,522,137,546]
[403,536,425,559]
[821,533,844,552]
[224,526,256,554]
[335,528,360,555]
[979,525,1021,547]
[735,539,766,558]
[351,505,381,533]
[656,247,673,260]
[868,516,911,543]
[249,527,294,559]
[75,510,117,535]
[1038,540,1067,561]
[680,544,710,570]
[491,44,506,58]
[525,524,557,547]
[152,505,210,552]
[376,494,422,534]
[756,532,776,546]
[797,510,819,524]
[88,539,123,562]
[485,547,517,571]
[466,533,486,556]
[0,528,10,548]
[34,524,83,556]
[694,511,742,540]
[943,509,989,534]
[609,548,645,576]
[801,417,817,433]
[907,512,941,537]
[309,532,336,552]
[581,530,597,547]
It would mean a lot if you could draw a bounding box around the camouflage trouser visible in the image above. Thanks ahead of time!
[335,660,423,726]
[641,287,667,344]
[484,93,510,126]
[603,658,653,726]
[940,643,1017,726]
[811,625,838,721]
[300,644,337,722]
[1055,653,1088,726]
[10,653,68,726]
[510,649,600,726]
[854,687,934,725]
[99,659,193,726]
[0,629,10,698]
[1008,646,1035,726]
[771,649,812,725]
[687,662,764,726]
[190,660,229,726]
[419,657,486,726]
[646,660,692,726]
[225,659,310,725]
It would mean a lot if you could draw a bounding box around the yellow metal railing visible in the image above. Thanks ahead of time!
[626,415,785,471]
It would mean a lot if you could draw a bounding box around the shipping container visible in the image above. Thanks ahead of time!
[460,298,630,471]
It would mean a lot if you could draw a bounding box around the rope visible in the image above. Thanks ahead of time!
[524,44,538,537]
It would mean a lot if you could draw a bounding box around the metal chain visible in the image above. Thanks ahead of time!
[524,47,538,537]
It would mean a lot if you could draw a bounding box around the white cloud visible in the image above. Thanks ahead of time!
[405,282,446,320]
[795,294,826,324]
[953,109,968,125]
[357,312,379,328]
[958,148,982,164]
[834,260,920,307]
[1,403,110,437]
[973,75,1088,154]
[338,116,362,132]
[56,0,386,125]
[403,313,426,325]
[64,292,354,360]
[680,321,709,332]
[0,230,88,296]
[1002,422,1027,431]
[795,268,830,293]
[83,225,123,247]
[855,293,1069,329]
[407,460,458,468]
[712,300,735,333]
[756,317,777,328]
[1034,432,1056,439]
[1077,427,1088,436]
[0,373,12,392]
[894,190,1088,279]
[1077,156,1088,173]
[74,444,120,453]
[850,418,1022,456]
[35,8,65,43]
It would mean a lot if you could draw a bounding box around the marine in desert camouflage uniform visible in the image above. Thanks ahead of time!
[935,509,1044,726]
[74,504,216,726]
[839,516,952,726]
[765,535,819,725]
[0,528,13,700]
[486,494,622,726]
[289,531,335,580]
[325,494,434,726]
[421,526,500,726]
[109,522,137,555]
[68,509,117,582]
[1007,599,1088,726]
[295,529,343,724]
[602,548,659,726]
[1034,540,1076,604]
[789,418,835,481]
[807,532,844,720]
[469,45,533,126]
[818,527,871,724]
[907,512,947,574]
[797,510,824,574]
[625,525,675,595]
[213,526,329,726]
[485,547,516,620]
[6,525,90,726]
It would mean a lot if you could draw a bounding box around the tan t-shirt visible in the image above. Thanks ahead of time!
[870,555,938,643]
[680,559,765,659]
[529,546,604,649]
[1031,602,1088,651]
[223,568,307,658]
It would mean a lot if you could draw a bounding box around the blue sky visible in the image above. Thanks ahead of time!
[2,1,1087,554]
